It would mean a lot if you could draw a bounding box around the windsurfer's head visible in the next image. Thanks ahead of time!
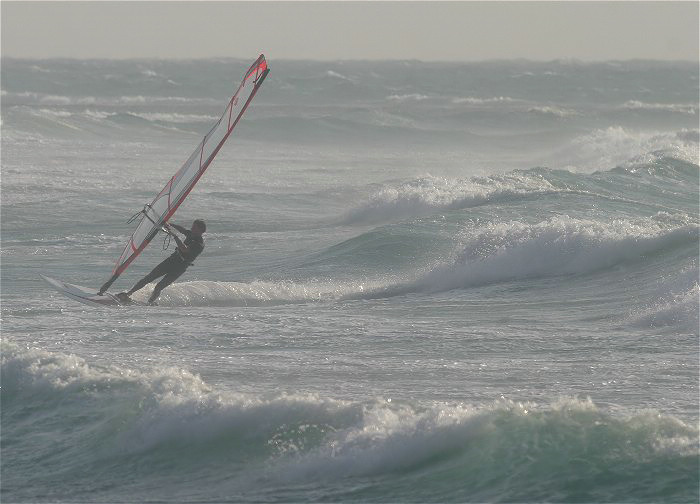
[192,219,206,235]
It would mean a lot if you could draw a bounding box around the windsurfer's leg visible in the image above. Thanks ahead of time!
[127,259,170,295]
[147,268,186,304]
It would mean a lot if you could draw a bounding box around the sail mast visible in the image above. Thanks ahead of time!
[98,55,269,294]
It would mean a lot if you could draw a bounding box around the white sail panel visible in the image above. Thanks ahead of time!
[101,55,269,290]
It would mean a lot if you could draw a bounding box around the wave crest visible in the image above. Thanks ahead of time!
[343,173,561,224]
[418,213,698,292]
[2,342,697,501]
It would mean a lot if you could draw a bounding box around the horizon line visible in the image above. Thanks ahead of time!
[2,55,698,65]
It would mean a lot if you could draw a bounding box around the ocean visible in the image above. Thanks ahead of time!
[1,58,698,502]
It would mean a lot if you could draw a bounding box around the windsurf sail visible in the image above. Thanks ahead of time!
[99,55,269,294]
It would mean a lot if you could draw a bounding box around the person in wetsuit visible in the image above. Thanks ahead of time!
[117,219,206,305]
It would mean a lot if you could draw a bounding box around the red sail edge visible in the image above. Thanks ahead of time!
[101,55,269,291]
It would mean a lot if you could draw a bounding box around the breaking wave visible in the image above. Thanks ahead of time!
[621,100,698,115]
[417,214,698,293]
[559,127,699,171]
[342,172,563,224]
[2,341,697,502]
[128,213,698,319]
[627,265,700,332]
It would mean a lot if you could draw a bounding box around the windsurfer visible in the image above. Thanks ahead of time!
[117,220,206,305]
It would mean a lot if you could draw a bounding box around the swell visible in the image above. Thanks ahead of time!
[342,159,699,225]
[2,342,698,502]
[120,212,699,341]
[340,172,565,225]
[415,213,698,294]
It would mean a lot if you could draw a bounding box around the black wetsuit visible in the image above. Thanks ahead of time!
[128,226,204,302]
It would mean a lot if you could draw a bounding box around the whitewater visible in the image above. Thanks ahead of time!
[1,58,698,502]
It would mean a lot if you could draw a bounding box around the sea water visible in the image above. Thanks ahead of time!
[1,58,698,502]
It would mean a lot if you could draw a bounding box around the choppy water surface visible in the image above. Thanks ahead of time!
[2,58,698,502]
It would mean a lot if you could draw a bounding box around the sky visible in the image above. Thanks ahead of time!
[1,1,698,61]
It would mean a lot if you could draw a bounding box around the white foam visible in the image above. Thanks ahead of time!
[416,214,699,292]
[636,285,699,331]
[387,93,430,101]
[0,340,355,455]
[560,127,699,171]
[3,341,696,484]
[326,70,354,82]
[268,396,698,483]
[343,173,560,224]
[31,108,73,118]
[628,265,700,331]
[149,278,392,307]
[38,94,72,105]
[2,91,206,107]
[22,107,216,126]
[452,96,516,105]
[129,112,218,124]
[621,100,698,115]
[527,105,579,118]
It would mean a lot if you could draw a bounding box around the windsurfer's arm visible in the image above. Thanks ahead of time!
[170,223,188,234]
[171,234,191,255]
